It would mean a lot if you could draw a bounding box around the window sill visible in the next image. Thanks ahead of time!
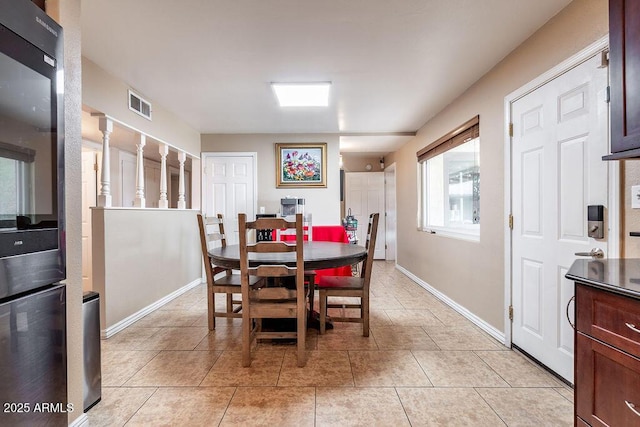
[420,227,480,242]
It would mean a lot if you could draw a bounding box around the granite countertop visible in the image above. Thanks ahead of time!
[566,258,640,299]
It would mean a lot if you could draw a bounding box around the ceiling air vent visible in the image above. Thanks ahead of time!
[128,90,152,120]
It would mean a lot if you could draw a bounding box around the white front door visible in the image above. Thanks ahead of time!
[511,53,609,383]
[345,172,385,259]
[384,164,397,261]
[202,153,256,245]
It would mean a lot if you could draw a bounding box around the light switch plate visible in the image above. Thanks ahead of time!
[632,185,640,209]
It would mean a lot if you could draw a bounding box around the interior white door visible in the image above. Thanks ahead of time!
[81,149,98,292]
[384,164,397,261]
[345,172,385,259]
[203,154,256,245]
[511,53,609,383]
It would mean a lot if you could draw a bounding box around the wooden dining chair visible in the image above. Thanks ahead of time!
[238,213,307,367]
[274,213,317,320]
[317,213,379,336]
[197,213,261,330]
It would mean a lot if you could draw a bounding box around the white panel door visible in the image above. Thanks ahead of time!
[384,164,397,261]
[345,172,385,259]
[203,154,256,245]
[511,53,608,383]
[81,149,98,292]
[120,152,136,208]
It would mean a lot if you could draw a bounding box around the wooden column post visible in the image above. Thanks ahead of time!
[178,151,186,209]
[134,134,146,208]
[97,116,112,207]
[158,144,169,209]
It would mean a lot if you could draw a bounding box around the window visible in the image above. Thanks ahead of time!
[417,116,480,240]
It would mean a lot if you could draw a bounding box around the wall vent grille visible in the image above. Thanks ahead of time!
[128,90,152,120]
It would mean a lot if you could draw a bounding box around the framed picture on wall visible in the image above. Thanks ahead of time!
[275,143,327,188]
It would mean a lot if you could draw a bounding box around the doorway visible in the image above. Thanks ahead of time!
[201,152,257,245]
[384,163,397,262]
[345,171,386,259]
[505,36,619,383]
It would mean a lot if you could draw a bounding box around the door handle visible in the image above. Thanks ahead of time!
[574,248,604,258]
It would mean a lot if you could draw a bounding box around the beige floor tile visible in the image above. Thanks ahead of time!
[101,327,161,351]
[424,325,503,350]
[221,386,315,427]
[369,296,405,309]
[278,350,354,386]
[85,387,156,427]
[476,388,573,426]
[194,326,243,351]
[397,387,506,426]
[316,387,411,426]
[349,350,432,387]
[317,327,378,350]
[132,309,206,328]
[475,350,565,387]
[396,294,442,310]
[126,387,235,426]
[134,326,210,350]
[125,350,221,386]
[159,291,207,311]
[200,350,285,386]
[371,326,439,350]
[413,351,509,387]
[555,387,574,403]
[384,309,445,327]
[101,349,159,386]
[428,305,471,325]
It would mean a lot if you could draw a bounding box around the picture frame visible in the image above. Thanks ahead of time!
[275,143,327,188]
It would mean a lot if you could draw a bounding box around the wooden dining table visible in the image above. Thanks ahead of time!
[209,241,367,330]
[208,241,367,271]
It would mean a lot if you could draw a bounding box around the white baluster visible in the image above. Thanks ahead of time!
[177,151,186,209]
[97,116,112,207]
[158,144,169,209]
[134,134,146,208]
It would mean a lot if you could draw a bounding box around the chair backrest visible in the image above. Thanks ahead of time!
[360,213,380,288]
[275,213,312,242]
[238,213,305,297]
[197,213,228,284]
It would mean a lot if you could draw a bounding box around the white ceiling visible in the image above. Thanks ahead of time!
[81,0,571,155]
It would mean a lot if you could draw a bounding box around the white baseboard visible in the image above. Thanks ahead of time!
[395,264,507,346]
[102,278,203,339]
[69,413,89,427]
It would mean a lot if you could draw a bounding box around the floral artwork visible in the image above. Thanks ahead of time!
[275,143,327,187]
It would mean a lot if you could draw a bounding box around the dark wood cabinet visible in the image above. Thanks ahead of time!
[575,284,640,426]
[605,0,640,158]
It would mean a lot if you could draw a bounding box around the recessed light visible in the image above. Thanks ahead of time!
[271,82,331,107]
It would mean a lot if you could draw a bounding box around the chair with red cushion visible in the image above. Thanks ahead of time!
[317,213,379,336]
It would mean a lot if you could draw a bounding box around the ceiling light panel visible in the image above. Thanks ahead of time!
[272,82,331,107]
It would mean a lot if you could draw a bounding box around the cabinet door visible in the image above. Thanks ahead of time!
[575,333,640,426]
[609,0,640,154]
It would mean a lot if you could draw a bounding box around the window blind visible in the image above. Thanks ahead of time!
[416,115,479,163]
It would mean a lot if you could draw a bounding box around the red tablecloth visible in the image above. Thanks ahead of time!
[273,225,352,278]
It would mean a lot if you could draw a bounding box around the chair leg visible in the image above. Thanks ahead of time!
[306,274,315,322]
[208,288,215,331]
[241,312,252,367]
[226,293,233,313]
[362,294,369,337]
[297,294,306,367]
[319,290,327,335]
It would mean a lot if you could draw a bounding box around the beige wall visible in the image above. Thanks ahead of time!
[82,57,201,157]
[201,134,342,225]
[385,0,608,332]
[341,154,386,173]
[92,208,202,332]
[47,0,83,423]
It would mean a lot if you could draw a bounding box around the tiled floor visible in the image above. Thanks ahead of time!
[88,261,574,426]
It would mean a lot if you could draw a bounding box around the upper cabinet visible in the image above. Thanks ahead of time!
[604,0,640,159]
